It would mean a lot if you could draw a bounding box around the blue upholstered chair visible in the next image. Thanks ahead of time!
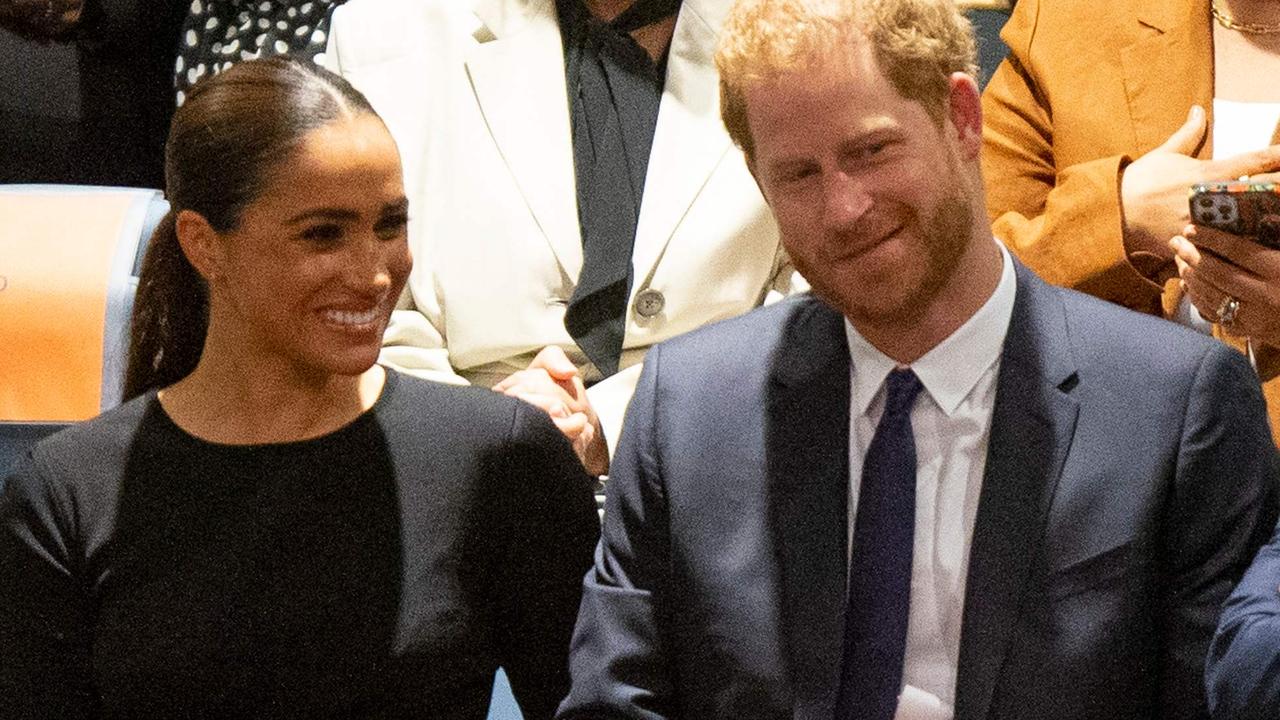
[488,669,524,719]
[0,184,167,479]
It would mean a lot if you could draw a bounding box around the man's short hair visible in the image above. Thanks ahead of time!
[716,0,978,160]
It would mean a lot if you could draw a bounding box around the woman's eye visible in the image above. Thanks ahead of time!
[374,214,409,240]
[300,224,343,244]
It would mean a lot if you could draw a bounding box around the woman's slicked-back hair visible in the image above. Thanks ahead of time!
[124,58,381,399]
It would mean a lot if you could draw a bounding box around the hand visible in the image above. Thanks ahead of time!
[1121,105,1280,267]
[0,0,83,43]
[1170,224,1280,345]
[493,346,609,476]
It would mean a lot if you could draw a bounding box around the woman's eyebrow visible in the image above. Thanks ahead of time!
[287,208,361,224]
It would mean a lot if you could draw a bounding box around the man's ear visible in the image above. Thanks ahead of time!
[946,72,983,160]
[174,209,224,283]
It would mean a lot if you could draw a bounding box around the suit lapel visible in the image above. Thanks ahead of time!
[954,265,1080,720]
[766,297,851,718]
[465,0,583,279]
[1119,0,1214,155]
[631,0,736,285]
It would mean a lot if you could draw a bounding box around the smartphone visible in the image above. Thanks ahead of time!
[1189,181,1280,249]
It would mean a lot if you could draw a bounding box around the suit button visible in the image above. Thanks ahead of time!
[634,289,665,318]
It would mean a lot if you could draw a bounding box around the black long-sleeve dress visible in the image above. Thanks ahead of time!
[0,369,599,719]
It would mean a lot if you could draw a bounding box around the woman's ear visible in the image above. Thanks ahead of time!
[174,209,224,283]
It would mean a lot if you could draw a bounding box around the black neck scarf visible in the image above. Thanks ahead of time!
[557,0,681,378]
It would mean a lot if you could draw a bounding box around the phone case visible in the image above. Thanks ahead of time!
[1189,181,1280,249]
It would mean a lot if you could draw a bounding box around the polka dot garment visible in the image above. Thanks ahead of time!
[175,0,344,105]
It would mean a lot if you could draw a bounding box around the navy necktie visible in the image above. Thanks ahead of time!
[835,368,924,720]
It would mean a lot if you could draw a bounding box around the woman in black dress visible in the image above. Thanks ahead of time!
[0,58,599,719]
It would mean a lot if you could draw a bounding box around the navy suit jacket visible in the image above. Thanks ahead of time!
[559,263,1279,720]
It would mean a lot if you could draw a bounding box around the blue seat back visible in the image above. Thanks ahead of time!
[0,184,166,479]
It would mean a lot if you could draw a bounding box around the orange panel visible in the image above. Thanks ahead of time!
[0,192,136,422]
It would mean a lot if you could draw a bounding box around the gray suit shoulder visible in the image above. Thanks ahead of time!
[653,293,833,372]
[1050,282,1245,377]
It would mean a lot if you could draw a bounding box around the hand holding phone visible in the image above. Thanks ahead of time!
[1189,181,1280,249]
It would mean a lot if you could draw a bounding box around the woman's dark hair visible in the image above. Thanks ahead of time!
[123,57,379,399]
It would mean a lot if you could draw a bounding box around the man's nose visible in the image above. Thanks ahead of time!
[821,171,873,230]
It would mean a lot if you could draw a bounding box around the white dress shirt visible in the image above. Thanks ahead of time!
[844,243,1017,720]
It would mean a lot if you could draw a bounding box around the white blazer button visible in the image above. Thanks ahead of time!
[634,289,665,318]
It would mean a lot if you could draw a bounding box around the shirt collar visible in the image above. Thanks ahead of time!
[844,242,1017,418]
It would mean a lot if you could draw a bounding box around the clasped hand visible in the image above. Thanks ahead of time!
[1170,224,1280,347]
[493,346,609,477]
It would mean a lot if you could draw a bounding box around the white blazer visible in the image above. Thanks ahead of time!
[326,0,798,452]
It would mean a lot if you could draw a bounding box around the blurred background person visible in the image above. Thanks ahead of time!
[0,0,345,185]
[981,0,1280,442]
[0,58,597,719]
[0,0,184,186]
[174,0,345,105]
[325,0,802,477]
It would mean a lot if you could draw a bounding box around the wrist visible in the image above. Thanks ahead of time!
[1119,165,1178,285]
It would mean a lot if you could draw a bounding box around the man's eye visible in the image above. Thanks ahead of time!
[301,224,343,244]
[779,167,818,183]
[859,141,890,159]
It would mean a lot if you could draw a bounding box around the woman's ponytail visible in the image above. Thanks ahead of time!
[122,211,209,400]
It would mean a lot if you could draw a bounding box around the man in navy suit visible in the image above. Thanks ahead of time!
[557,0,1279,718]
[1207,528,1280,719]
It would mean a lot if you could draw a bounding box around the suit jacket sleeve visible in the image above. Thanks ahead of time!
[980,0,1163,313]
[1163,342,1280,718]
[1206,524,1280,720]
[558,346,676,720]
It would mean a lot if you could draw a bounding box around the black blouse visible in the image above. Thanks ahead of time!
[0,371,599,719]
